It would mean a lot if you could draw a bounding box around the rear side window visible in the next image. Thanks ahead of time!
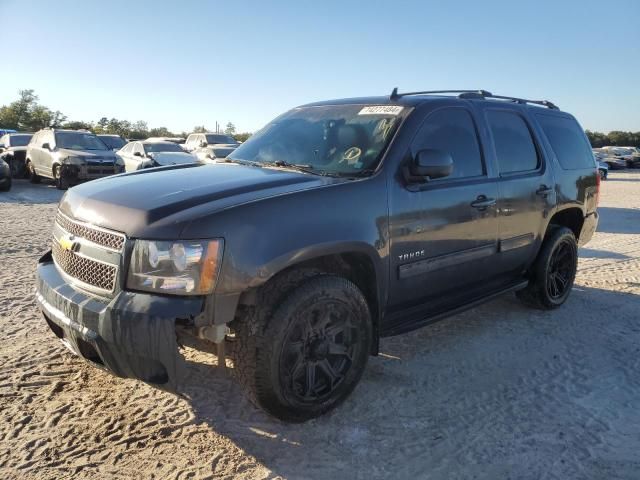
[411,107,484,179]
[487,111,539,174]
[536,114,594,169]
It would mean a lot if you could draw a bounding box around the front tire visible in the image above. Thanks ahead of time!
[233,275,372,422]
[516,226,578,309]
[27,161,40,184]
[54,165,69,190]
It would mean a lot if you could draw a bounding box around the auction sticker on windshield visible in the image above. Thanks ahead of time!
[358,106,404,115]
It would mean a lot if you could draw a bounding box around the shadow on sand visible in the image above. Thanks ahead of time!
[1,179,64,205]
[595,207,640,234]
[173,285,640,479]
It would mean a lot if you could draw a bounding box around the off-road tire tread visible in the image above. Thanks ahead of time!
[233,272,371,422]
[516,226,577,310]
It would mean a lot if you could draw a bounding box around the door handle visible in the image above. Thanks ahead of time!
[471,195,496,209]
[536,185,553,196]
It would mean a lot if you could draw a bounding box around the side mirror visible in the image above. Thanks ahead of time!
[134,151,142,157]
[199,141,207,148]
[42,142,51,151]
[410,149,453,180]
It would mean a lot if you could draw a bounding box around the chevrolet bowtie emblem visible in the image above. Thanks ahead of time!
[59,234,79,252]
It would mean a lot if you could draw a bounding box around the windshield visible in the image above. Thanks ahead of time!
[205,134,238,145]
[143,142,185,153]
[99,135,126,150]
[56,132,108,151]
[228,104,405,175]
[10,134,32,147]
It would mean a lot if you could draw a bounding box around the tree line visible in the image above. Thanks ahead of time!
[585,130,640,149]
[0,89,252,142]
[3,89,638,148]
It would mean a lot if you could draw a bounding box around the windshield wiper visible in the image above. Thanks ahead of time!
[262,160,331,176]
[226,158,264,168]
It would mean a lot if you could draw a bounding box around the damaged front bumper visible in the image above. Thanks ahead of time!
[36,252,204,391]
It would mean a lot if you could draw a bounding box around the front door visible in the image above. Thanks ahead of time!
[388,106,500,310]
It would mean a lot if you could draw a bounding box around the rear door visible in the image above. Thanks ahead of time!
[481,106,556,275]
[388,106,500,309]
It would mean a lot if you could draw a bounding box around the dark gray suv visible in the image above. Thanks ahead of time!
[26,129,124,189]
[36,89,599,421]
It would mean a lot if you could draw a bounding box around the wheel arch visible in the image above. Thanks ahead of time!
[546,206,584,241]
[237,244,384,355]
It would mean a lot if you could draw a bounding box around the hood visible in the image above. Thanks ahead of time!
[58,148,117,161]
[8,146,28,152]
[149,151,197,165]
[59,163,338,238]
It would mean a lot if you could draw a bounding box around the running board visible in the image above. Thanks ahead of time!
[380,280,529,337]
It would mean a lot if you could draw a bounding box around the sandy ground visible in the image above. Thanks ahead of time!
[1,173,639,480]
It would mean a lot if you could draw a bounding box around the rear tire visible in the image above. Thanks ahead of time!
[27,161,40,183]
[0,176,10,192]
[516,226,578,310]
[233,274,372,422]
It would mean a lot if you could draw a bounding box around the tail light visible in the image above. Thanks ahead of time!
[595,167,601,207]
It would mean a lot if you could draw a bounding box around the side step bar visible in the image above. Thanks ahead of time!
[381,280,529,337]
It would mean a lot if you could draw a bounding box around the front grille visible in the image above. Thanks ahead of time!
[52,242,117,292]
[87,160,115,166]
[55,212,124,251]
[87,167,116,175]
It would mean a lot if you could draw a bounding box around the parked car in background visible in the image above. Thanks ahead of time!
[620,146,640,167]
[146,136,186,145]
[36,89,599,421]
[118,140,197,172]
[26,129,124,189]
[0,132,33,177]
[0,128,17,136]
[595,147,625,169]
[183,133,239,153]
[195,144,237,163]
[0,158,11,191]
[600,146,633,169]
[184,133,240,162]
[97,134,127,151]
[596,160,608,180]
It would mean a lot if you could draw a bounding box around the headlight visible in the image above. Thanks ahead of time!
[127,239,223,295]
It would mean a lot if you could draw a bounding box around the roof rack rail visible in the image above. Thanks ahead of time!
[389,88,559,110]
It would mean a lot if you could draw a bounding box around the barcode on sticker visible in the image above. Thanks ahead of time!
[358,106,404,116]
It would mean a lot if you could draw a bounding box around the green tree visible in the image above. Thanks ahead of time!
[62,120,93,130]
[224,122,236,135]
[233,132,252,142]
[0,89,66,131]
[193,125,208,133]
[149,127,172,137]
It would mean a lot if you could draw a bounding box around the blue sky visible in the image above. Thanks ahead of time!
[1,0,639,133]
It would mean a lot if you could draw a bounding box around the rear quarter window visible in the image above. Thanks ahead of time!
[536,113,594,170]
